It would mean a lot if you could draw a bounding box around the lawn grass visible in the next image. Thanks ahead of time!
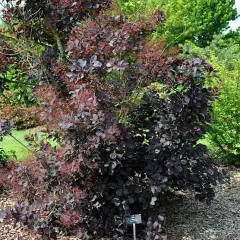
[0,130,59,161]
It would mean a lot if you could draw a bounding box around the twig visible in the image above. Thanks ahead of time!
[7,133,32,152]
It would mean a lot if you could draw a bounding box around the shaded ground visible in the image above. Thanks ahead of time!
[0,193,42,240]
[0,167,240,240]
[166,167,240,240]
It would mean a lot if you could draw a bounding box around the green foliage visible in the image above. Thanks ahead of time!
[226,27,240,44]
[119,0,237,47]
[0,148,8,167]
[0,23,42,129]
[0,16,45,105]
[208,59,240,164]
[182,31,240,69]
[182,38,240,165]
[119,0,161,18]
[158,0,237,46]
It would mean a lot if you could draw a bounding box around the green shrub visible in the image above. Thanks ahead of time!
[207,59,240,164]
[118,0,161,18]
[182,41,240,164]
[0,148,8,167]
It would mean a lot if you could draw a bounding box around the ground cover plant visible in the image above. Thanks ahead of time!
[0,1,225,239]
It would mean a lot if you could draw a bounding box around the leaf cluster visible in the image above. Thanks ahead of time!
[0,2,224,240]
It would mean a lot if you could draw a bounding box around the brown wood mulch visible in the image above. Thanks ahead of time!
[1,167,240,240]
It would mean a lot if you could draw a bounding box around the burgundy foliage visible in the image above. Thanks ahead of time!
[0,1,224,240]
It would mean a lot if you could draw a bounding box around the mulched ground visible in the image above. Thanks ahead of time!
[1,167,240,240]
[166,167,240,240]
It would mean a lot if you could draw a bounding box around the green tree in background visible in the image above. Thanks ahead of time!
[226,27,240,43]
[181,30,240,69]
[119,0,238,47]
[158,0,238,46]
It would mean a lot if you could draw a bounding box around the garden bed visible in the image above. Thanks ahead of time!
[0,167,240,240]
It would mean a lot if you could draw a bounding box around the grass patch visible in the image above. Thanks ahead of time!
[0,130,59,161]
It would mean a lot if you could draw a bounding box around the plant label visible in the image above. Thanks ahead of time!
[126,214,142,225]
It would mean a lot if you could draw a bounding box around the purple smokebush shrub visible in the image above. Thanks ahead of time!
[0,1,223,239]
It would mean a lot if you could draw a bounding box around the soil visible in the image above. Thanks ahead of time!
[0,167,240,240]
